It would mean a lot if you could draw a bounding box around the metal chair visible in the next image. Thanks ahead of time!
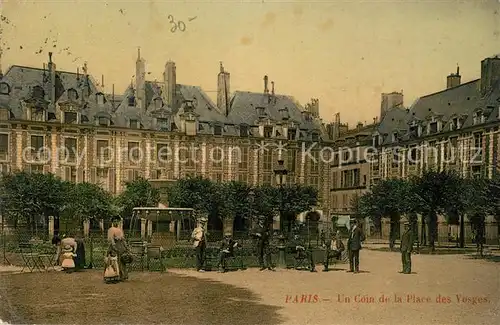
[18,243,42,272]
[129,241,146,272]
[35,243,58,271]
[146,245,165,272]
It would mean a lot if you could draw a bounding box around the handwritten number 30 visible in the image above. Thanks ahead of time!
[168,15,186,33]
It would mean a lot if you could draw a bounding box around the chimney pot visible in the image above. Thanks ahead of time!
[48,52,53,62]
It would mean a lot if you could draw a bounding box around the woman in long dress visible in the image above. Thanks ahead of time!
[106,217,130,281]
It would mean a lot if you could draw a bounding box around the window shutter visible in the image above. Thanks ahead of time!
[108,168,116,193]
[90,167,97,183]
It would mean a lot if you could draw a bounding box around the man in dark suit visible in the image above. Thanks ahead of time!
[218,233,239,273]
[347,219,365,273]
[400,221,413,274]
[251,216,274,271]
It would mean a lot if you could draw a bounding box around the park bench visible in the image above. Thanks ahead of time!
[203,246,245,271]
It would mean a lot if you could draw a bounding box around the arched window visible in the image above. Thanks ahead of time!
[32,86,45,99]
[0,82,11,95]
[154,97,163,109]
[96,93,105,105]
[128,96,136,107]
[67,88,78,101]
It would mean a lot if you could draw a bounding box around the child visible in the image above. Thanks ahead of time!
[60,245,76,272]
[103,250,120,284]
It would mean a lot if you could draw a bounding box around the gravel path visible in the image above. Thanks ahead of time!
[0,250,498,325]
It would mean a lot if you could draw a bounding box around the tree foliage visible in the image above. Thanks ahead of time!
[63,182,118,222]
[117,177,161,219]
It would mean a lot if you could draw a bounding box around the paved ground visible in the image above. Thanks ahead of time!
[1,250,498,325]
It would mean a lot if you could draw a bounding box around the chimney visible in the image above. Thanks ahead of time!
[163,60,177,107]
[47,52,56,109]
[135,47,146,110]
[264,75,269,94]
[76,67,80,81]
[112,84,115,110]
[480,55,500,96]
[217,61,230,116]
[271,81,275,96]
[446,64,461,89]
[101,75,105,90]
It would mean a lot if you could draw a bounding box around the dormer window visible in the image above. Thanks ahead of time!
[264,126,273,138]
[68,89,78,101]
[279,107,289,120]
[128,96,136,107]
[96,93,105,105]
[0,82,11,95]
[130,119,139,129]
[157,118,168,131]
[473,111,484,125]
[373,135,380,147]
[98,117,109,126]
[429,121,438,134]
[391,132,398,143]
[450,117,460,131]
[256,107,265,116]
[240,125,249,137]
[31,108,46,122]
[32,86,45,99]
[214,125,222,136]
[288,128,297,141]
[154,98,162,109]
[64,111,77,124]
[311,132,319,142]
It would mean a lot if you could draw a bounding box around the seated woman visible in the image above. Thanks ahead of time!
[218,233,239,273]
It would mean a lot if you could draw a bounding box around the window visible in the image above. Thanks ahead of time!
[263,173,272,185]
[373,135,380,146]
[409,147,418,165]
[214,125,222,136]
[238,173,248,183]
[310,151,319,173]
[96,140,110,161]
[240,125,249,137]
[450,118,459,131]
[128,142,140,162]
[130,119,139,129]
[32,86,45,98]
[0,134,8,159]
[31,135,44,152]
[256,107,265,116]
[96,93,105,105]
[409,125,418,138]
[64,138,77,162]
[392,132,398,142]
[154,98,163,109]
[264,126,273,138]
[64,112,77,124]
[31,109,45,122]
[98,117,108,126]
[68,89,78,101]
[288,129,296,141]
[311,132,319,142]
[212,148,223,168]
[288,150,296,172]
[263,150,272,171]
[331,171,338,189]
[0,82,10,95]
[238,147,248,169]
[156,143,170,165]
[429,122,438,134]
[213,173,223,183]
[128,96,136,107]
[157,118,169,130]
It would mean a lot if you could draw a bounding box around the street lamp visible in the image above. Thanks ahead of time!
[273,159,288,232]
[248,190,255,231]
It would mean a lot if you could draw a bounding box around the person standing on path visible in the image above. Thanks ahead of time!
[400,221,414,274]
[252,216,274,271]
[347,219,365,273]
[191,216,208,272]
[107,217,130,281]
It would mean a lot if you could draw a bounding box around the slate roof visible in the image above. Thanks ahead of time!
[376,78,500,146]
[0,62,328,140]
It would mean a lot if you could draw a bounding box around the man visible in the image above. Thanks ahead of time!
[347,219,365,273]
[108,216,130,281]
[400,221,414,274]
[291,235,316,272]
[218,232,239,273]
[252,216,274,271]
[323,230,344,272]
[191,216,208,272]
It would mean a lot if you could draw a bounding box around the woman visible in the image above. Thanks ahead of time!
[106,217,132,281]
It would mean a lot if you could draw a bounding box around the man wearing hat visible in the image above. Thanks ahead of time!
[323,230,345,272]
[400,220,414,274]
[347,218,365,273]
[191,216,208,272]
[251,216,274,271]
[218,232,239,273]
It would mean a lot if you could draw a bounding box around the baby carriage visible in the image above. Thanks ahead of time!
[61,245,76,272]
[103,250,121,284]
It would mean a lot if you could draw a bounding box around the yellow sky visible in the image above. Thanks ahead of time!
[1,0,499,126]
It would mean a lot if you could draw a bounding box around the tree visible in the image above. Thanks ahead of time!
[62,182,116,226]
[252,184,280,227]
[167,176,214,215]
[211,181,253,233]
[279,184,319,232]
[488,176,500,248]
[358,178,413,250]
[0,171,70,235]
[410,169,461,252]
[117,178,160,219]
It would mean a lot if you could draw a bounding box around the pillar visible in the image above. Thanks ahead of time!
[48,216,55,238]
[99,219,104,232]
[170,221,175,232]
[83,219,90,237]
[176,220,181,241]
[140,218,146,239]
[147,220,153,238]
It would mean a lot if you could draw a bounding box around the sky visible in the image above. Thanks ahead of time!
[0,0,499,126]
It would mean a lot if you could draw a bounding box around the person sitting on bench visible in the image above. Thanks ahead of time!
[218,233,239,273]
[323,231,344,272]
[291,235,317,272]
